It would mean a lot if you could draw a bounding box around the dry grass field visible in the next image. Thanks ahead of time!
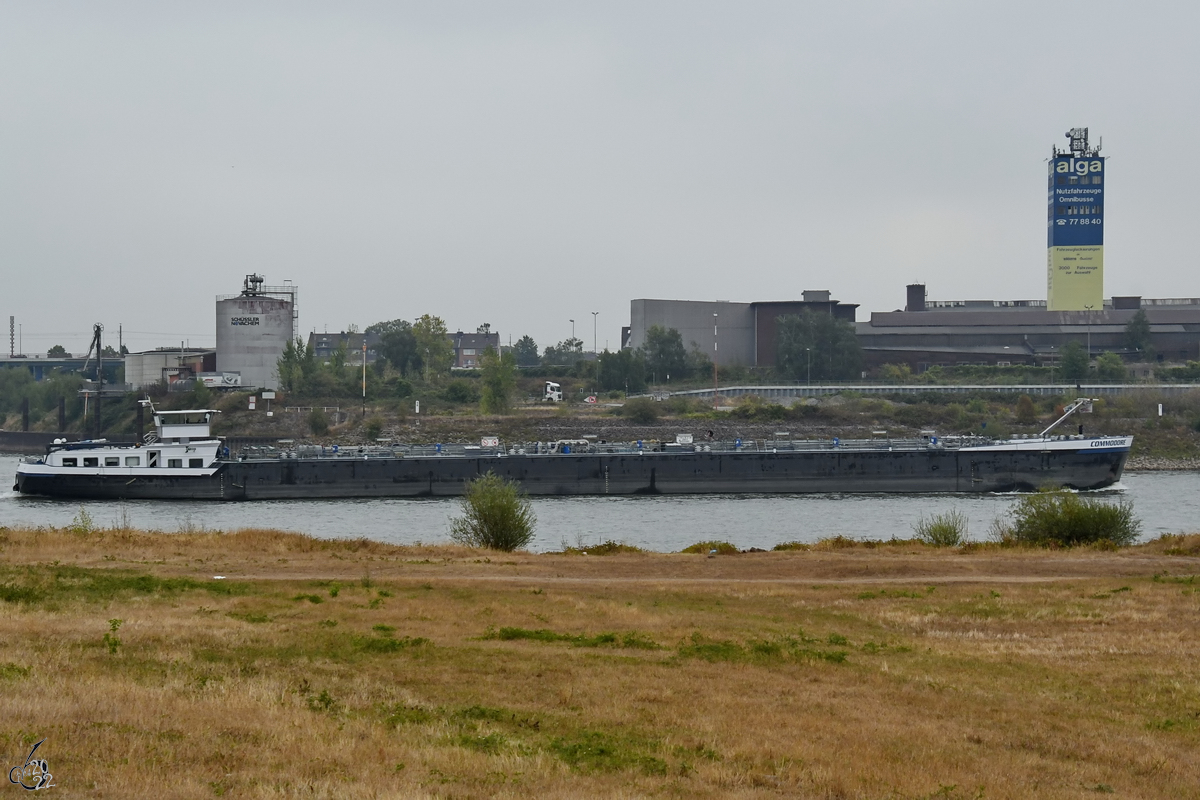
[2,525,1200,799]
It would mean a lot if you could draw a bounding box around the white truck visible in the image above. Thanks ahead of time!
[543,381,563,402]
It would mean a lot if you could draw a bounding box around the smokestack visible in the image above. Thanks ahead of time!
[906,284,926,312]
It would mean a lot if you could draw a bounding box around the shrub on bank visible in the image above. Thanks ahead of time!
[620,397,661,423]
[913,510,968,547]
[994,490,1140,548]
[449,472,536,551]
[681,541,739,555]
[308,408,329,436]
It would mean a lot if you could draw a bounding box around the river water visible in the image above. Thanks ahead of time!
[2,454,1196,552]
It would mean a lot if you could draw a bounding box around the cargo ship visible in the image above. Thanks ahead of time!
[13,399,1131,500]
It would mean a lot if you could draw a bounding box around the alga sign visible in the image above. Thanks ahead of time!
[1047,155,1105,311]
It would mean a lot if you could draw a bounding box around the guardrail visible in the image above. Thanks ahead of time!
[634,384,1200,400]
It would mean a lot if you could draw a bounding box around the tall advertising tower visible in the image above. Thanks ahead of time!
[1047,128,1105,310]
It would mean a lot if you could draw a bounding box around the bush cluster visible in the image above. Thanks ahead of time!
[449,472,536,551]
[995,490,1140,547]
[913,510,968,547]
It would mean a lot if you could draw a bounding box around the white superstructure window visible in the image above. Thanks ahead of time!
[125,456,140,466]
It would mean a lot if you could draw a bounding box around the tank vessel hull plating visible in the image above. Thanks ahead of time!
[15,444,1130,500]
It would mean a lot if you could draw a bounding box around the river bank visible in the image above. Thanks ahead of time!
[1,527,1198,798]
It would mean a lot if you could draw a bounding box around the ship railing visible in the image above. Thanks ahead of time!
[226,435,1065,461]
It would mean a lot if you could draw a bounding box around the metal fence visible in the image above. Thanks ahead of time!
[637,384,1200,401]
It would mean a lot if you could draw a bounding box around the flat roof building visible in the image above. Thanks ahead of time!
[628,293,857,367]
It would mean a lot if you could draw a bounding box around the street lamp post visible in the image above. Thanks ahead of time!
[1083,304,1094,368]
[712,313,719,409]
[806,347,811,386]
[569,319,575,342]
[591,312,598,354]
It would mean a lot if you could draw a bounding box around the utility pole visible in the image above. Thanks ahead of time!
[1084,305,1094,368]
[591,311,598,354]
[806,347,811,386]
[569,319,575,343]
[362,340,367,420]
[712,313,719,409]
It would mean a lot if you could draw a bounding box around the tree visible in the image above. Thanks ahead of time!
[1124,309,1153,358]
[597,348,646,393]
[276,337,316,393]
[1094,352,1127,383]
[776,311,862,381]
[101,345,120,358]
[47,345,68,357]
[542,337,584,366]
[684,345,712,379]
[1059,340,1089,382]
[643,325,687,382]
[368,319,421,376]
[513,335,539,367]
[1015,394,1038,424]
[479,347,517,413]
[412,315,454,381]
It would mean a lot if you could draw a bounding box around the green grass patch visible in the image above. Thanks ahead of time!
[227,611,271,624]
[383,705,435,726]
[548,730,667,776]
[857,588,930,600]
[0,662,31,680]
[454,732,509,754]
[354,634,429,654]
[675,632,848,665]
[484,627,661,649]
[0,565,249,606]
[772,541,811,551]
[292,594,324,604]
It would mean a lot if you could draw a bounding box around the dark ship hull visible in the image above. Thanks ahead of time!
[15,441,1131,500]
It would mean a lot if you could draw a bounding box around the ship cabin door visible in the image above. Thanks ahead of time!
[148,451,160,468]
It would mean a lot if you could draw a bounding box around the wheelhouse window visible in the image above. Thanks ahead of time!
[105,457,119,467]
[61,457,77,467]
[167,458,183,468]
[124,456,140,467]
[189,458,204,468]
[83,457,99,467]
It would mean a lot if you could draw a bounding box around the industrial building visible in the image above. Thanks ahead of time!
[215,275,297,391]
[857,284,1200,370]
[124,348,215,390]
[627,293,857,367]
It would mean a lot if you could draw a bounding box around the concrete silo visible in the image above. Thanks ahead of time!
[215,274,297,390]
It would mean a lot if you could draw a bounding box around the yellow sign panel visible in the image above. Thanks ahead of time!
[1047,246,1104,311]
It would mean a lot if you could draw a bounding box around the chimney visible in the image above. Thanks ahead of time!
[906,284,926,312]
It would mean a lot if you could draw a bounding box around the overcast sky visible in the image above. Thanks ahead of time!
[3,1,1198,355]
